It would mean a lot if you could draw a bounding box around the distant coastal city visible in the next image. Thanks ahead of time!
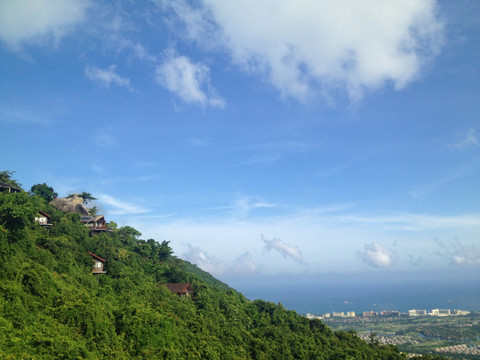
[306,308,471,319]
[309,308,480,357]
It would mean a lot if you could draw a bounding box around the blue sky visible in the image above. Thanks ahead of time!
[1,1,479,287]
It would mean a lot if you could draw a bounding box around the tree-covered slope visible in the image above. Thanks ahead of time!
[0,191,439,359]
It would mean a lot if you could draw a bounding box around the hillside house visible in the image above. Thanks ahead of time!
[88,252,106,274]
[163,283,193,297]
[81,215,108,232]
[35,211,52,227]
[0,181,21,193]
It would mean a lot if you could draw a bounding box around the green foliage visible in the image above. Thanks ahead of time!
[0,170,22,190]
[29,183,58,203]
[0,190,416,359]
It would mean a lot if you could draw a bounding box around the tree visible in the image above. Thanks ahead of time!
[0,170,22,190]
[29,183,58,203]
[67,192,97,205]
[88,206,98,216]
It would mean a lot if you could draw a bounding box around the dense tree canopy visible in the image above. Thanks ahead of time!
[0,190,442,359]
[29,183,58,203]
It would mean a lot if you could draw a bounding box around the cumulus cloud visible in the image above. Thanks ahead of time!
[262,235,304,263]
[182,244,227,275]
[452,247,480,265]
[358,242,396,268]
[231,252,257,274]
[85,65,133,90]
[435,239,480,266]
[98,194,150,215]
[156,50,226,108]
[0,0,89,49]
[160,0,443,101]
[448,128,479,149]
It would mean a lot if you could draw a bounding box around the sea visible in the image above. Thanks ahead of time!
[223,271,480,315]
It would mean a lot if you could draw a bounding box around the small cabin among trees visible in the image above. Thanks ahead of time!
[163,283,193,297]
[81,215,108,232]
[88,252,106,274]
[0,181,21,193]
[35,211,52,227]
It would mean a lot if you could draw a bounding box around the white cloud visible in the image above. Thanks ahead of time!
[0,107,52,125]
[98,194,150,215]
[358,242,396,268]
[231,196,276,218]
[231,252,257,274]
[449,128,479,149]
[435,240,480,266]
[182,245,256,275]
[130,208,480,275]
[182,244,227,275]
[85,65,133,90]
[262,235,304,263]
[0,0,89,49]
[161,0,443,101]
[156,51,226,107]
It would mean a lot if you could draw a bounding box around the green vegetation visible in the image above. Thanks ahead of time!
[0,176,437,358]
[29,183,58,203]
[0,170,23,190]
[324,314,479,359]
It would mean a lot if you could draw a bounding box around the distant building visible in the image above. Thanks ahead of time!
[363,311,378,317]
[88,252,106,274]
[347,311,356,317]
[430,309,451,316]
[81,215,108,232]
[452,309,470,315]
[163,283,193,297]
[35,211,52,227]
[0,181,21,193]
[380,311,400,317]
[332,312,345,318]
[408,309,427,316]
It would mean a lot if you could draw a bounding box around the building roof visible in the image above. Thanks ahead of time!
[0,181,22,193]
[87,251,106,263]
[38,210,51,218]
[80,215,105,223]
[163,283,192,294]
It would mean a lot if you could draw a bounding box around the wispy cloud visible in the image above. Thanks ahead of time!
[132,161,158,169]
[0,0,90,49]
[0,107,53,125]
[231,196,276,218]
[85,65,133,90]
[357,242,396,268]
[98,194,150,215]
[184,137,211,147]
[92,132,118,148]
[161,0,443,101]
[262,235,304,263]
[156,50,226,108]
[448,128,479,149]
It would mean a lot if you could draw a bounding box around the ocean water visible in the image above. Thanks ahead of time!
[226,272,480,315]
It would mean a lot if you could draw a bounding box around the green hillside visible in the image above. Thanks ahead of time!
[0,189,441,359]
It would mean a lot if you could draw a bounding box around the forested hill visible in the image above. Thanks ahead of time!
[0,191,440,359]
